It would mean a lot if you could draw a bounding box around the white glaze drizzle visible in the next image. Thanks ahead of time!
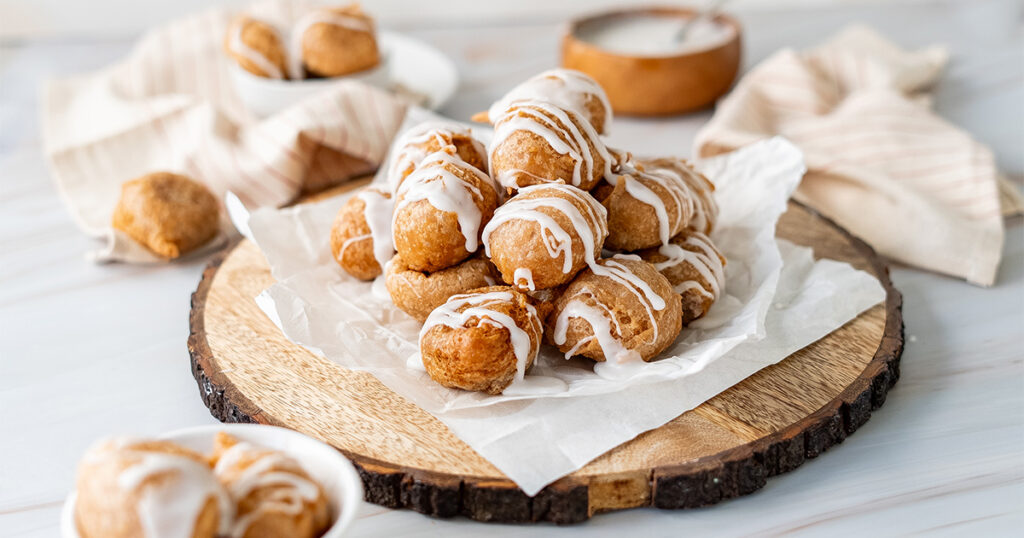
[385,121,487,193]
[394,150,495,253]
[227,18,285,79]
[606,164,695,247]
[338,233,371,263]
[100,441,234,538]
[641,158,719,234]
[287,9,374,80]
[420,291,541,381]
[654,231,725,299]
[358,188,395,269]
[489,100,617,190]
[482,184,608,274]
[513,268,535,291]
[214,441,323,538]
[551,258,667,363]
[552,289,640,363]
[487,68,613,134]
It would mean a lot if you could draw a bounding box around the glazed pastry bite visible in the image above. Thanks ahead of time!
[488,101,617,192]
[637,229,726,325]
[385,252,499,322]
[548,256,682,363]
[75,438,231,538]
[419,286,543,394]
[212,433,330,538]
[393,148,500,272]
[294,4,380,78]
[593,164,698,252]
[637,157,719,234]
[330,187,394,280]
[474,68,612,135]
[386,121,488,192]
[483,183,608,291]
[112,172,220,259]
[224,16,288,79]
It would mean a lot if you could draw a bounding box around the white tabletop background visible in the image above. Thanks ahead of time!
[1,0,1022,536]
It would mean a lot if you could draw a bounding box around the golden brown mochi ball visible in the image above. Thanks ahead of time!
[488,101,611,192]
[547,257,683,363]
[637,157,719,234]
[224,16,288,79]
[299,5,381,77]
[393,150,500,272]
[473,68,612,135]
[593,166,699,252]
[75,438,228,538]
[636,229,726,325]
[386,252,500,322]
[111,172,220,259]
[482,183,608,291]
[386,122,488,192]
[211,433,331,538]
[329,187,393,280]
[419,286,543,394]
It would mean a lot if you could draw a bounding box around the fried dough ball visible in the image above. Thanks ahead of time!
[224,16,288,79]
[211,433,331,538]
[593,165,700,252]
[548,257,682,363]
[385,121,488,192]
[385,253,500,322]
[488,101,613,192]
[473,68,612,134]
[298,5,380,77]
[637,157,719,234]
[636,229,726,325]
[419,286,543,394]
[393,149,500,272]
[482,183,608,291]
[111,172,220,259]
[329,187,394,280]
[75,438,229,538]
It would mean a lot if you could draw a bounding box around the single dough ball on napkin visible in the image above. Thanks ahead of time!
[111,172,220,259]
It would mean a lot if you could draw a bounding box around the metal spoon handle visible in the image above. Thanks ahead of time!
[675,0,730,42]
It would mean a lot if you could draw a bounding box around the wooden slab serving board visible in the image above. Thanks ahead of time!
[188,181,903,524]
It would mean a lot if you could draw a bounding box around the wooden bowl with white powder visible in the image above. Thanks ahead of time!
[562,7,742,116]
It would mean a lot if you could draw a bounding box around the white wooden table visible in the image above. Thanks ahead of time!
[2,1,1022,536]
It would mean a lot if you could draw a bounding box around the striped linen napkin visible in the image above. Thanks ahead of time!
[695,25,1022,286]
[42,0,407,263]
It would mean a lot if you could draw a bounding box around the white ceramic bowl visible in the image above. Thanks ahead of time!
[230,31,458,117]
[61,424,363,538]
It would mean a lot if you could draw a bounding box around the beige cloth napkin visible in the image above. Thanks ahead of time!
[695,26,1022,286]
[42,0,408,263]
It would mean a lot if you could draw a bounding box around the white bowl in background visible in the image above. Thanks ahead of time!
[61,424,363,538]
[230,31,458,117]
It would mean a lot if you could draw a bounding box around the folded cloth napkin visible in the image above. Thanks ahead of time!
[695,25,1023,286]
[42,0,407,263]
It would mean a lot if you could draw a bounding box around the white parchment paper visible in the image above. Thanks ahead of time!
[242,136,886,495]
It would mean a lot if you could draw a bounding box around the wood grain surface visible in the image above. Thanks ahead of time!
[188,184,903,524]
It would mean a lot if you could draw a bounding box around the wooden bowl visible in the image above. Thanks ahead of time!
[561,7,742,116]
